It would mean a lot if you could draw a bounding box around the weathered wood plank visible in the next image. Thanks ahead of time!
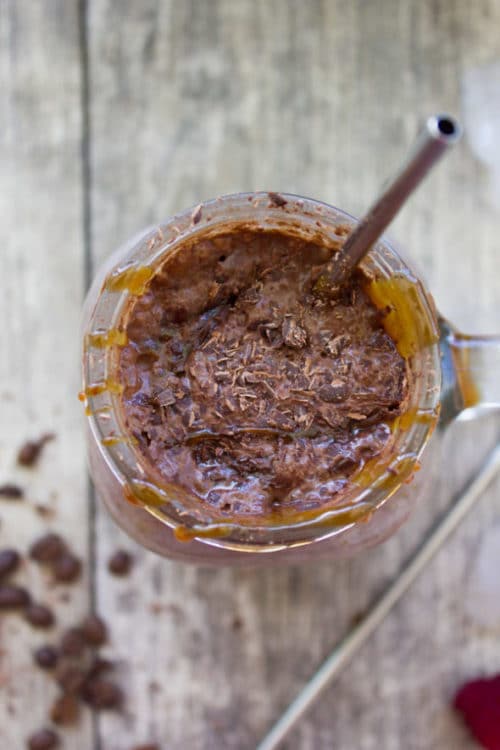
[0,1,93,747]
[86,1,500,749]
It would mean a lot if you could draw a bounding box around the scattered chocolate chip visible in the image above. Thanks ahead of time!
[17,433,55,467]
[56,663,87,694]
[50,692,80,726]
[34,645,59,670]
[0,548,21,579]
[191,204,202,224]
[232,616,243,630]
[130,745,161,750]
[27,728,60,750]
[24,603,55,629]
[0,584,31,609]
[87,656,115,680]
[60,627,87,658]
[52,552,81,583]
[268,191,287,207]
[349,610,366,628]
[81,614,107,646]
[108,549,133,577]
[30,533,66,564]
[82,678,123,710]
[0,483,24,499]
[34,504,55,519]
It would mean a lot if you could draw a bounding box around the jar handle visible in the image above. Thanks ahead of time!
[439,318,500,424]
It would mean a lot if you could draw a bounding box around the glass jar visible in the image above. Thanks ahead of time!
[81,193,500,565]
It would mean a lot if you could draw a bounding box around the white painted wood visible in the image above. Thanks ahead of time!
[1,0,499,747]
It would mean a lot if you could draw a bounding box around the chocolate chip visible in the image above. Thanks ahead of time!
[52,553,81,583]
[108,549,133,577]
[349,610,366,628]
[319,383,349,403]
[34,645,59,670]
[232,616,243,630]
[34,504,55,519]
[268,191,287,207]
[81,614,108,646]
[82,678,123,710]
[50,692,80,726]
[18,443,40,466]
[0,584,31,609]
[27,728,60,750]
[86,656,115,680]
[17,433,55,467]
[56,663,87,693]
[0,483,24,499]
[30,533,66,564]
[60,627,86,658]
[0,548,21,579]
[131,745,161,750]
[24,603,55,629]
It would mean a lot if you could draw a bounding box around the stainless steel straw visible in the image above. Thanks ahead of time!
[256,444,500,750]
[319,114,462,290]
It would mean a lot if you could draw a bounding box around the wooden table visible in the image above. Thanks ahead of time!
[1,2,499,748]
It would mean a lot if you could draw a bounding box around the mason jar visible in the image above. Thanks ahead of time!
[81,193,500,565]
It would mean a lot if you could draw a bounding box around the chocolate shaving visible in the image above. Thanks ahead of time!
[268,191,287,207]
[282,317,308,349]
[324,333,351,357]
[319,383,349,403]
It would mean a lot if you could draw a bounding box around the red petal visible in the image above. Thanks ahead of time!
[454,674,500,750]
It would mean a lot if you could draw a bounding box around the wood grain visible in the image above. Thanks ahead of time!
[0,1,92,747]
[0,0,499,748]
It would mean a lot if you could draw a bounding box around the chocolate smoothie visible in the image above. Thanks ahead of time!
[118,227,409,520]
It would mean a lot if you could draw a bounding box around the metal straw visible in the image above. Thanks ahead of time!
[256,443,500,750]
[323,114,462,289]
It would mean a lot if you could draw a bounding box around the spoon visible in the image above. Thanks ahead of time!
[315,114,462,295]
